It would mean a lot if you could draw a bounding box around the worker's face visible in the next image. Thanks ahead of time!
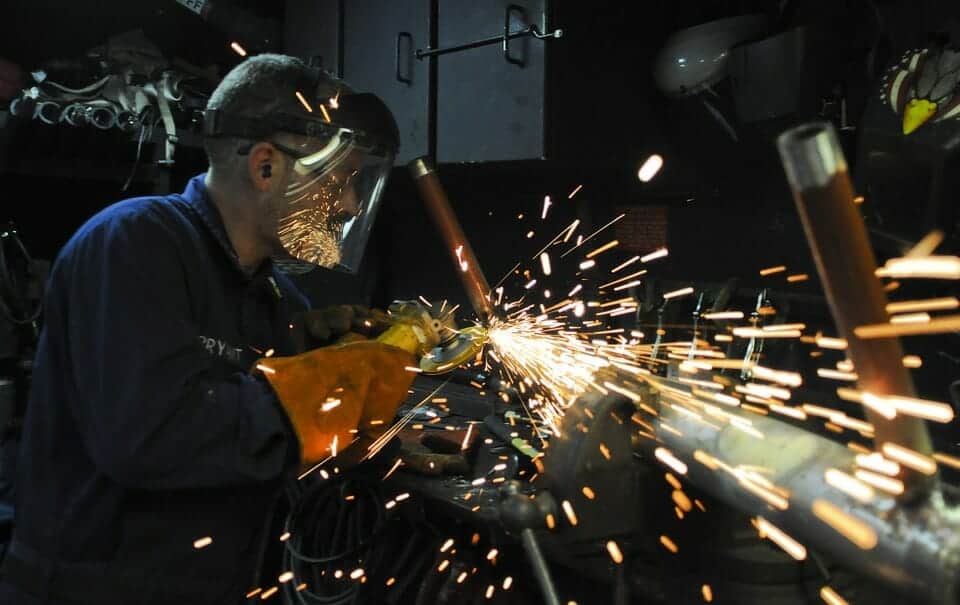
[267,152,364,268]
[253,130,393,273]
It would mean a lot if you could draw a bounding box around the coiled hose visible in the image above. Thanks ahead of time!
[280,475,393,605]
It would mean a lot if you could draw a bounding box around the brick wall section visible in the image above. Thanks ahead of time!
[614,205,668,253]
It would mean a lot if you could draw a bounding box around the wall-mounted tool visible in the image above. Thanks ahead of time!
[688,291,705,359]
[739,288,767,381]
[649,298,670,371]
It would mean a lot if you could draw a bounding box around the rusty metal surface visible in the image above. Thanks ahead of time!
[408,157,495,324]
[777,122,934,500]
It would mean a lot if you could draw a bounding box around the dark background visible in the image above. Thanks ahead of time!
[1,0,958,406]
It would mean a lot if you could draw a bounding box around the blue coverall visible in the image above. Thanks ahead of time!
[0,174,308,604]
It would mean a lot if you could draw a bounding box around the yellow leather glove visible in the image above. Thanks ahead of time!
[256,340,416,467]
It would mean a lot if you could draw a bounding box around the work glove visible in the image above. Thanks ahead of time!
[291,305,393,352]
[256,340,417,468]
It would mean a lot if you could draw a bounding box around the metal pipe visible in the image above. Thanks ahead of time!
[776,122,934,500]
[408,157,495,324]
[520,529,562,605]
[88,105,118,130]
[62,103,88,127]
[115,111,138,133]
[633,381,960,604]
[416,29,532,60]
[35,101,62,125]
[415,25,562,60]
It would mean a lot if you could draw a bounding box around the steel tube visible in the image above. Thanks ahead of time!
[521,529,562,605]
[776,122,934,500]
[633,382,960,604]
[415,30,526,59]
[35,101,62,125]
[408,157,495,324]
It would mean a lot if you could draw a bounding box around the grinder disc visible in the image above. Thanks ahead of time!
[419,326,487,374]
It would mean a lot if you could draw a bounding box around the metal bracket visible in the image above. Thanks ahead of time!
[396,32,413,84]
[415,4,562,64]
[504,5,528,66]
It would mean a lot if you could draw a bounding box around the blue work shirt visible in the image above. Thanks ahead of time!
[4,174,308,604]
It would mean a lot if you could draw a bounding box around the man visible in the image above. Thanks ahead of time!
[0,54,413,604]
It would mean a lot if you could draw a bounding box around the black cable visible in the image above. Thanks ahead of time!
[280,475,393,605]
[121,110,157,193]
[0,227,41,326]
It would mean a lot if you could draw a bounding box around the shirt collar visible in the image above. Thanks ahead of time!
[182,173,274,279]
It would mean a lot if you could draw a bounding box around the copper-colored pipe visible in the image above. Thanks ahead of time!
[777,122,934,501]
[409,157,495,324]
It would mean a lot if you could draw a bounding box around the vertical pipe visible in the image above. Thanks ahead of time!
[776,122,934,501]
[520,529,562,605]
[408,157,495,324]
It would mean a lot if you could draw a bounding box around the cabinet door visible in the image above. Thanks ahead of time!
[284,0,340,75]
[342,0,430,165]
[437,0,549,163]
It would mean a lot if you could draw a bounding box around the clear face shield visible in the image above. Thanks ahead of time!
[203,80,400,274]
[276,131,394,272]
